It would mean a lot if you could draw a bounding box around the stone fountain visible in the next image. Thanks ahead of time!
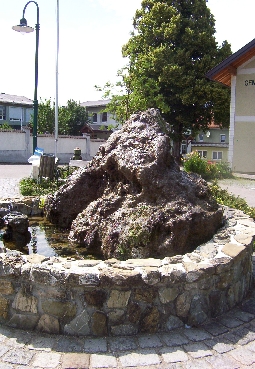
[0,109,254,336]
[45,109,223,259]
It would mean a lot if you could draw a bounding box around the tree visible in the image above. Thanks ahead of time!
[59,100,89,136]
[34,98,89,136]
[108,0,232,160]
[36,98,55,134]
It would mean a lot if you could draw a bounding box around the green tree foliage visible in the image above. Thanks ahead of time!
[103,0,232,159]
[34,98,89,135]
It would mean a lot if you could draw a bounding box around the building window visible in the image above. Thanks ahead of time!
[220,134,226,143]
[197,150,207,158]
[102,112,107,122]
[212,151,222,160]
[198,134,204,142]
[92,113,97,123]
[0,106,6,120]
[181,143,187,154]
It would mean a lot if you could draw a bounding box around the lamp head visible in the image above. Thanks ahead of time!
[12,17,34,33]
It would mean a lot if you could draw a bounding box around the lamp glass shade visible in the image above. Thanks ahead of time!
[12,24,34,33]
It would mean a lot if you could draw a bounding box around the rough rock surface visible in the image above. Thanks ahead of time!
[45,109,223,259]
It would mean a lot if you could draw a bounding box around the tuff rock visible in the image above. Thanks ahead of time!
[45,109,223,259]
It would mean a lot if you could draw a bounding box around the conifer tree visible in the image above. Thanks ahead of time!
[119,0,232,159]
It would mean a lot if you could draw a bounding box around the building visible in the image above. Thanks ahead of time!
[0,93,33,129]
[191,123,229,163]
[80,99,118,140]
[80,99,118,128]
[206,38,255,173]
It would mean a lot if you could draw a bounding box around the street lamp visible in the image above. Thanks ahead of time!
[13,1,40,154]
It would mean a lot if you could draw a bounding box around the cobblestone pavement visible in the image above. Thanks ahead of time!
[0,165,254,368]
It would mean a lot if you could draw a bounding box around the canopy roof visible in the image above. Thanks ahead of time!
[206,38,255,86]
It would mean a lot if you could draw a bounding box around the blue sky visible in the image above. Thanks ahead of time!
[1,0,254,105]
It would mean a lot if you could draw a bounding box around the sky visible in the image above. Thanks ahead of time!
[1,0,255,105]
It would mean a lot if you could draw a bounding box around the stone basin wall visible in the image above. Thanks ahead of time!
[0,207,254,337]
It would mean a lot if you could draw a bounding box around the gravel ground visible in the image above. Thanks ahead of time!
[217,176,255,207]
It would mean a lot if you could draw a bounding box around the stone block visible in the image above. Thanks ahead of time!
[134,287,156,303]
[8,313,39,330]
[107,290,131,308]
[84,289,107,307]
[159,287,178,303]
[140,306,160,333]
[64,310,90,336]
[111,323,138,336]
[12,290,38,313]
[0,280,14,295]
[0,295,9,319]
[41,300,76,318]
[127,302,141,324]
[166,315,184,331]
[176,292,191,318]
[91,311,108,336]
[36,314,60,334]
[222,243,246,258]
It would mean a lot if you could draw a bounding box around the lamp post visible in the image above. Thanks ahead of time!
[13,1,40,154]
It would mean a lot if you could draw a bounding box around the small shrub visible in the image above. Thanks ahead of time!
[209,181,255,220]
[183,151,233,180]
[19,165,77,196]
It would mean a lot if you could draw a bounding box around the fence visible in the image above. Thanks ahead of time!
[0,129,105,164]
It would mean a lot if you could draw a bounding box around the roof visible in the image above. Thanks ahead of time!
[206,38,255,86]
[192,143,229,148]
[0,93,33,106]
[80,99,111,108]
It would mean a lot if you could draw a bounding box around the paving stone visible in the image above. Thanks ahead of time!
[83,337,107,353]
[138,334,163,349]
[209,340,235,354]
[241,298,255,315]
[182,328,212,342]
[0,345,10,357]
[184,358,213,368]
[203,322,228,336]
[160,347,189,363]
[32,352,62,368]
[108,336,138,352]
[236,330,255,345]
[217,316,243,329]
[221,331,240,343]
[119,350,161,367]
[230,309,255,322]
[160,331,189,346]
[27,335,56,351]
[90,353,118,368]
[183,342,212,358]
[61,352,90,368]
[2,348,34,365]
[0,363,14,369]
[228,347,255,366]
[206,353,241,369]
[53,336,83,352]
[246,340,255,352]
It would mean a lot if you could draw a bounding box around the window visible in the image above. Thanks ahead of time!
[92,113,97,123]
[212,151,222,160]
[102,112,107,122]
[198,134,204,142]
[9,106,21,122]
[181,143,187,154]
[0,106,6,120]
[220,134,226,143]
[197,150,207,158]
